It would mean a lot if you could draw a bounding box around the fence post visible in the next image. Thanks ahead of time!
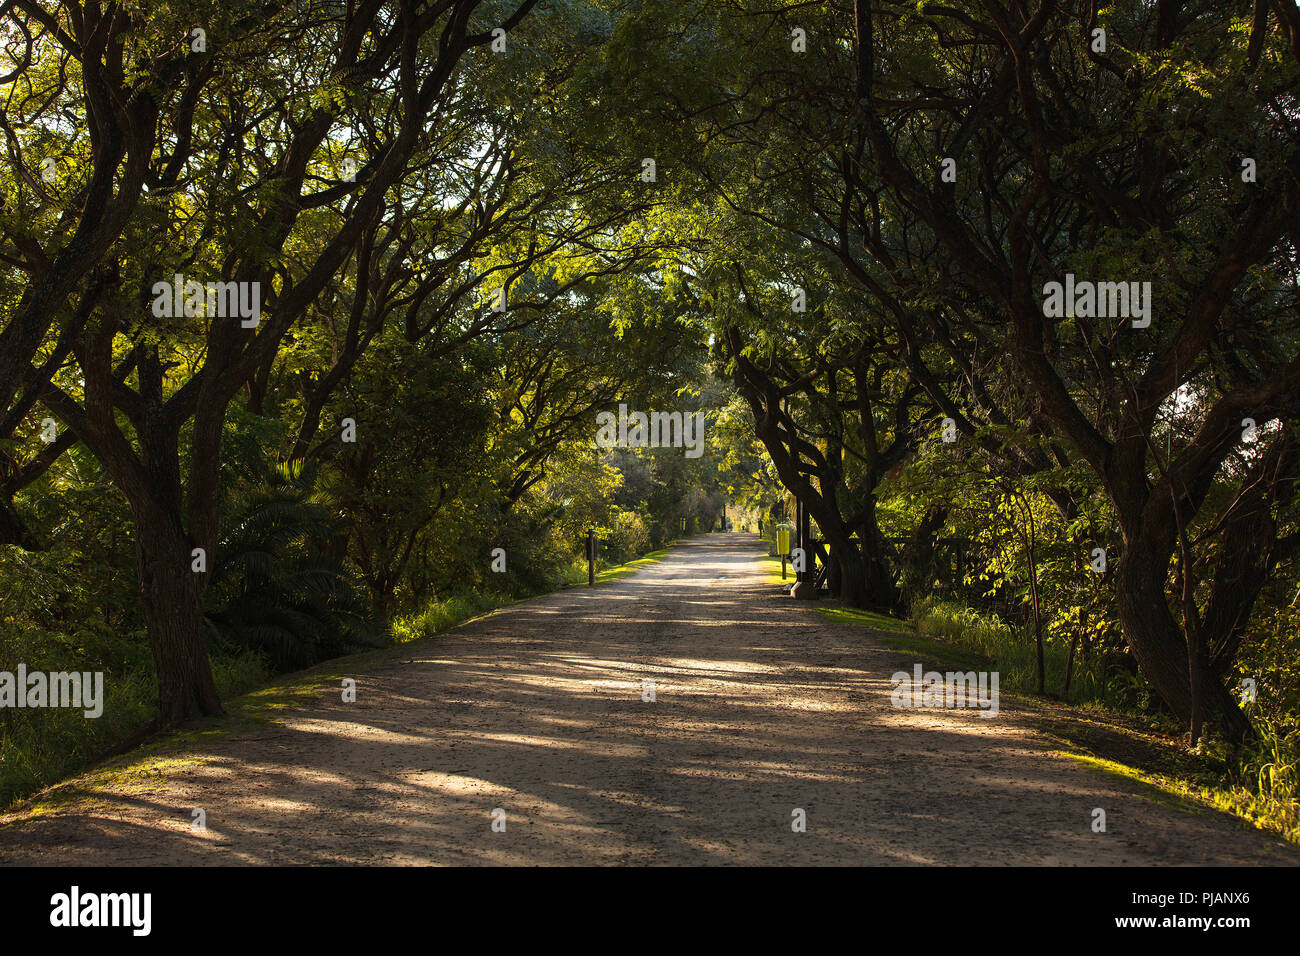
[587,528,596,585]
[792,501,798,581]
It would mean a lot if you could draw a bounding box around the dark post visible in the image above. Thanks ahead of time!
[795,499,804,583]
[795,502,806,582]
[587,528,596,585]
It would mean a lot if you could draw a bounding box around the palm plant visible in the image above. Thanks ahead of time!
[204,459,379,672]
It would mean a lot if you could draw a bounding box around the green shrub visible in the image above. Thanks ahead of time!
[389,592,505,643]
[911,596,1113,705]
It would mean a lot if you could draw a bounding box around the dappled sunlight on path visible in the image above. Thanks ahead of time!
[2,533,1296,865]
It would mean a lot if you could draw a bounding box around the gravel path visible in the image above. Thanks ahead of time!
[2,532,1296,865]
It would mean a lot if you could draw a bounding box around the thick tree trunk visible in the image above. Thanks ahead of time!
[134,512,224,727]
[826,550,843,597]
[832,546,869,607]
[863,551,899,611]
[857,500,902,612]
[825,531,898,612]
[370,579,396,627]
[1114,545,1249,742]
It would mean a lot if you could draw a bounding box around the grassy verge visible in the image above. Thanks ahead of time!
[760,552,794,586]
[562,545,676,587]
[2,539,684,815]
[593,546,675,583]
[818,606,995,673]
[11,659,361,819]
[389,590,513,643]
[820,593,1300,847]
[388,543,680,644]
[1033,713,1299,847]
[0,642,268,813]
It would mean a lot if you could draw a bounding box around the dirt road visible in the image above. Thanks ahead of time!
[2,533,1295,865]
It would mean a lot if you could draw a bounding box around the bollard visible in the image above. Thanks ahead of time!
[587,528,596,585]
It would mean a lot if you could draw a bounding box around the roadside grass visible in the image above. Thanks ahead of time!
[911,597,1113,705]
[817,605,995,673]
[389,591,508,643]
[547,544,679,588]
[0,643,267,813]
[6,659,359,817]
[760,552,794,586]
[1,540,684,816]
[818,606,911,633]
[592,546,675,584]
[879,634,995,674]
[821,591,1300,848]
[1040,721,1300,848]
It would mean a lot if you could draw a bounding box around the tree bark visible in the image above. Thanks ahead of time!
[133,510,224,726]
[1114,541,1249,741]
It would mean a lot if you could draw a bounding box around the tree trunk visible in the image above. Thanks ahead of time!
[1024,497,1045,696]
[134,511,224,727]
[1114,545,1249,742]
[1064,633,1078,699]
[855,497,903,612]
[825,527,899,612]
[370,579,396,628]
[863,551,899,611]
[832,546,869,607]
[826,550,843,597]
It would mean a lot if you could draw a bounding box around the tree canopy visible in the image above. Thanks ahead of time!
[2,0,1298,783]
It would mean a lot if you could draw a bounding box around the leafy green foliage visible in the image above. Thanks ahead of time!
[205,460,378,672]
